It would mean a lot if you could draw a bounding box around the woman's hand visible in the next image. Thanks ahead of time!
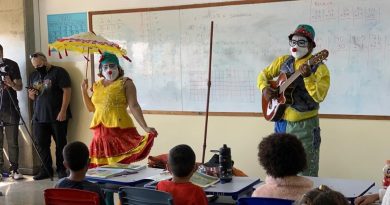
[144,127,158,136]
[56,110,67,121]
[81,79,89,92]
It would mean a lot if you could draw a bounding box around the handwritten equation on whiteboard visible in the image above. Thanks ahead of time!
[47,12,88,43]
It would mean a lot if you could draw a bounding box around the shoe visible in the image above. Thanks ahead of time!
[57,170,68,179]
[10,170,24,180]
[33,171,51,180]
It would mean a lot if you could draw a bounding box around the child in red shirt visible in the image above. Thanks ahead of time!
[156,144,208,205]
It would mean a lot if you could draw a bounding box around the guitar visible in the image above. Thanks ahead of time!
[262,49,329,121]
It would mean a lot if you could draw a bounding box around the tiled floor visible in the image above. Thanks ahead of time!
[0,176,120,205]
[0,175,56,205]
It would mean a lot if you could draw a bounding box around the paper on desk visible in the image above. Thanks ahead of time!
[86,167,137,178]
[101,163,147,171]
[146,171,172,181]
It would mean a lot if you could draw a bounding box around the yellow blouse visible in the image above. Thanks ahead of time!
[90,78,134,129]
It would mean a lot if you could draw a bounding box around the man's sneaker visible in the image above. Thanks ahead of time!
[10,170,24,180]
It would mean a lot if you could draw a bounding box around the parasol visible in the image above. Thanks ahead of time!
[48,31,131,77]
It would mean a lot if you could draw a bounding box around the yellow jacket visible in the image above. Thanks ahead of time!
[257,54,330,122]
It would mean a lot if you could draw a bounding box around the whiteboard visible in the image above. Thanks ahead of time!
[90,0,390,116]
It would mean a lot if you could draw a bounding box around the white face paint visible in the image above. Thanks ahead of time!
[102,63,119,80]
[290,35,309,59]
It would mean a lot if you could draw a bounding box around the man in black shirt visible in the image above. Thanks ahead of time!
[0,44,24,180]
[27,52,71,180]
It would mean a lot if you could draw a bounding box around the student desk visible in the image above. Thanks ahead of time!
[255,176,375,205]
[86,167,260,205]
[205,177,260,200]
[87,167,163,186]
[87,167,163,205]
[306,176,375,200]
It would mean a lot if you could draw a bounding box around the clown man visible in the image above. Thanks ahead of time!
[257,24,330,176]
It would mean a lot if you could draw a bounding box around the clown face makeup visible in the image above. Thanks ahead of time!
[290,35,309,59]
[102,63,119,80]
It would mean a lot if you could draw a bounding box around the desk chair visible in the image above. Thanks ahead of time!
[119,186,174,205]
[237,197,294,205]
[44,188,100,205]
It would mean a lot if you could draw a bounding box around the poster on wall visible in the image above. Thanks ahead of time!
[47,12,88,44]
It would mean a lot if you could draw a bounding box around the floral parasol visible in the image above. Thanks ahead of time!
[48,31,131,62]
[48,31,131,77]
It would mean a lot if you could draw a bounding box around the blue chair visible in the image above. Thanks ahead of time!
[237,197,294,205]
[118,186,174,205]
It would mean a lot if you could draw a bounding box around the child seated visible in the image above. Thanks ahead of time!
[156,144,208,205]
[295,185,349,205]
[252,133,313,200]
[55,141,106,205]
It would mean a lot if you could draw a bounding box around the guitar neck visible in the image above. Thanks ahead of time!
[279,70,301,93]
[277,50,328,94]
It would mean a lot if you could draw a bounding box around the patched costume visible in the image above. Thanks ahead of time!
[257,25,330,176]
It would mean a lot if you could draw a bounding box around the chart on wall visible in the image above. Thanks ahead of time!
[90,0,390,116]
[47,12,88,44]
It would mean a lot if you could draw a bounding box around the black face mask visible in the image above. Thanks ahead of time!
[36,66,47,77]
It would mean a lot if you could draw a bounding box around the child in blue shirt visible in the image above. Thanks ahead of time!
[55,141,106,205]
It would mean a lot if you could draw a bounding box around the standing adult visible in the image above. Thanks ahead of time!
[257,25,330,176]
[81,52,157,167]
[28,52,71,180]
[0,44,23,180]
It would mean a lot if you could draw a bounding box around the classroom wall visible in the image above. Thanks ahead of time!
[36,0,390,186]
[0,0,37,174]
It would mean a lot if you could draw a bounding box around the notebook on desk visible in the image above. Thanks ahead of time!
[86,167,138,179]
[143,171,219,189]
[190,171,220,188]
[100,163,147,171]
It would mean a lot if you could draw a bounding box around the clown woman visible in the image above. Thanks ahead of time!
[81,52,157,167]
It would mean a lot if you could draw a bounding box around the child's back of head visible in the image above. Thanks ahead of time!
[168,144,196,178]
[295,185,349,205]
[157,144,209,205]
[258,133,307,178]
[63,141,90,172]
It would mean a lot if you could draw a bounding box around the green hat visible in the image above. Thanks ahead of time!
[289,24,316,47]
[100,52,119,65]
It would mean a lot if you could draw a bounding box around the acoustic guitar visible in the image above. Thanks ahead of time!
[262,49,329,121]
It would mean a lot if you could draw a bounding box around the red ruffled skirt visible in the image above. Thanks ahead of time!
[89,124,156,168]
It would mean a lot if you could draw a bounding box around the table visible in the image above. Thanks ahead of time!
[87,167,164,205]
[87,167,163,186]
[87,167,260,204]
[205,177,260,200]
[306,176,375,199]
